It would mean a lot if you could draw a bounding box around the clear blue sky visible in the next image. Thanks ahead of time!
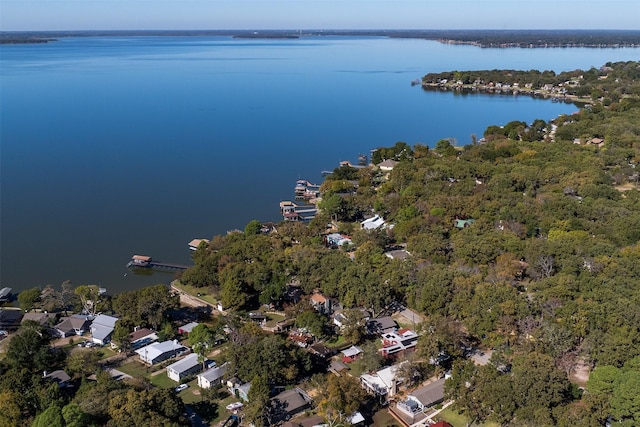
[2,0,639,31]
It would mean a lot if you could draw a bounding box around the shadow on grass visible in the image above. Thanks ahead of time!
[190,401,219,423]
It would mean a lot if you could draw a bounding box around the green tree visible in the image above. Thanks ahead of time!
[245,375,270,427]
[18,287,41,312]
[32,404,64,427]
[61,403,89,427]
[74,285,102,317]
[244,219,262,235]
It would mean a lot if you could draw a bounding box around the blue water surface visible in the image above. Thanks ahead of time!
[1,36,638,292]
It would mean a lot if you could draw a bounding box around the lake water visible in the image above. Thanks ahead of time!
[2,36,639,294]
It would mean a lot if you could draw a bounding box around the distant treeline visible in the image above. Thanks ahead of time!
[2,29,640,47]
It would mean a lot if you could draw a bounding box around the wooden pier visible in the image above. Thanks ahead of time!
[127,255,189,271]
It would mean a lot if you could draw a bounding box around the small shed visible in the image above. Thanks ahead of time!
[342,345,363,363]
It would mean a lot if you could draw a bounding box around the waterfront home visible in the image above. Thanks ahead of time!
[54,315,91,337]
[197,362,229,389]
[135,340,188,365]
[0,287,12,302]
[166,353,209,382]
[21,312,57,328]
[90,314,118,345]
[188,239,209,251]
[376,159,399,172]
[0,309,23,331]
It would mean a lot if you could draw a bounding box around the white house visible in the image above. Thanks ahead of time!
[135,340,188,365]
[166,353,207,382]
[197,362,230,389]
[376,159,399,172]
[360,362,406,400]
[90,314,119,345]
[361,215,385,230]
[380,328,419,357]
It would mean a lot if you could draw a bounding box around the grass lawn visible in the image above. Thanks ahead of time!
[435,407,500,427]
[187,391,238,425]
[172,281,218,306]
[372,409,401,427]
[264,313,285,327]
[324,335,349,349]
[97,347,118,360]
[117,361,156,379]
[150,371,177,389]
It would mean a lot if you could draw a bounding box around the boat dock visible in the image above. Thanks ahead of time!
[0,287,12,302]
[127,255,189,271]
[280,200,317,222]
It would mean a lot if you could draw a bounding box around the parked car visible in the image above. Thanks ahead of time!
[175,384,188,393]
[225,402,243,411]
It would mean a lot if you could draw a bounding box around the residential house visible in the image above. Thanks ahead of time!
[394,379,447,425]
[329,359,350,375]
[309,342,335,359]
[188,238,209,251]
[366,316,398,335]
[0,309,23,332]
[333,308,369,329]
[361,215,386,230]
[268,388,313,424]
[342,345,363,363]
[325,233,352,248]
[248,312,267,325]
[228,379,251,402]
[21,312,57,328]
[310,292,332,314]
[128,327,158,350]
[178,322,199,335]
[360,363,406,400]
[44,370,72,387]
[54,315,91,337]
[135,340,188,365]
[197,362,229,389]
[405,378,446,411]
[380,328,419,357]
[90,314,119,345]
[376,159,399,172]
[166,353,208,382]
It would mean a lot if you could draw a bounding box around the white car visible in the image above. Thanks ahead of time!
[225,402,243,411]
[175,384,188,393]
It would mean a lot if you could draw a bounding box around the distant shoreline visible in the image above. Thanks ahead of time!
[2,29,640,47]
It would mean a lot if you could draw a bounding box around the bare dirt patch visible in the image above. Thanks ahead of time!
[569,357,590,387]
